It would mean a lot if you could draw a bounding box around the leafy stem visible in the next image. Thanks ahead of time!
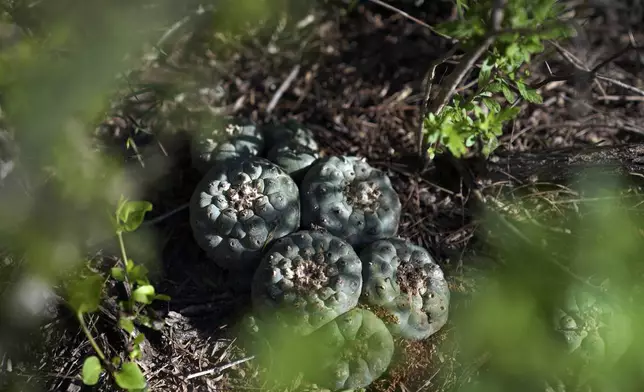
[419,0,574,159]
[116,229,132,298]
[77,311,108,364]
[68,196,167,390]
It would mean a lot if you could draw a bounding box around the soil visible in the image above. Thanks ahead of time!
[1,0,643,391]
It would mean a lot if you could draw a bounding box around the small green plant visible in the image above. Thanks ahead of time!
[67,196,170,391]
[422,0,574,158]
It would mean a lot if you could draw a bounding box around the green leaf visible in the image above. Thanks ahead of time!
[111,357,122,367]
[129,345,143,360]
[116,200,153,233]
[487,81,504,93]
[505,42,520,59]
[82,356,103,386]
[534,0,556,21]
[119,317,135,334]
[111,267,125,282]
[133,333,146,345]
[125,258,135,274]
[132,285,155,304]
[498,107,522,122]
[129,264,150,285]
[516,81,543,103]
[481,97,501,113]
[501,84,516,102]
[153,294,171,302]
[68,273,105,314]
[478,58,494,88]
[113,362,147,390]
[136,315,152,328]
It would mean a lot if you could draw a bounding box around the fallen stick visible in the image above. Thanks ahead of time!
[472,142,644,185]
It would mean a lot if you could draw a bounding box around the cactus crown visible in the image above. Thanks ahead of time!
[344,181,382,212]
[224,123,243,136]
[225,181,261,212]
[203,123,244,147]
[396,261,429,296]
[338,337,370,362]
[288,251,330,293]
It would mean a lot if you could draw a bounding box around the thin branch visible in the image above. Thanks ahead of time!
[266,65,300,114]
[141,203,189,227]
[533,43,644,95]
[77,312,109,367]
[595,95,644,102]
[366,0,452,40]
[596,74,644,97]
[155,5,214,53]
[416,44,461,157]
[548,40,589,71]
[532,73,575,89]
[185,356,255,380]
[116,231,132,298]
[427,35,495,116]
[591,44,644,74]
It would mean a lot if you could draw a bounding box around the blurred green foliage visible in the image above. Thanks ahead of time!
[447,172,644,392]
[0,1,641,392]
[0,0,305,281]
[0,0,307,391]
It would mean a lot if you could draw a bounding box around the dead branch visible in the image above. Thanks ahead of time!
[533,43,644,95]
[473,143,644,186]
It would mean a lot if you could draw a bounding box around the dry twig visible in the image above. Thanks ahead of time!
[266,65,301,114]
[185,356,255,380]
[533,43,644,95]
[366,0,453,40]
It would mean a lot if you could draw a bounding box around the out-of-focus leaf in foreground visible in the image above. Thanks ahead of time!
[0,0,177,283]
[446,171,644,392]
[0,1,303,391]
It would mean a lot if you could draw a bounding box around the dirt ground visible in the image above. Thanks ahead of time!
[2,0,644,391]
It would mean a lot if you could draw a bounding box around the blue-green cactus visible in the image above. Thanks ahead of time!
[306,308,394,391]
[267,141,319,180]
[263,119,318,150]
[191,117,264,173]
[300,156,402,248]
[264,121,320,180]
[553,284,632,366]
[237,312,311,387]
[360,238,450,340]
[251,230,363,336]
[189,157,300,270]
[547,284,633,391]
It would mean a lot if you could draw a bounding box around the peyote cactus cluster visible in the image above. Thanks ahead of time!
[187,116,450,391]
